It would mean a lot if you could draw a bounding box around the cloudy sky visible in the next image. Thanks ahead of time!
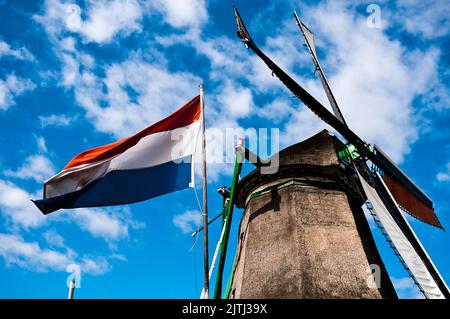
[0,0,449,298]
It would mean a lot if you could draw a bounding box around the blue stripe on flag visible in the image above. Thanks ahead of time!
[33,156,192,214]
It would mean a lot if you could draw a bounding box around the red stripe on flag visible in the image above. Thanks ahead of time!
[64,95,201,170]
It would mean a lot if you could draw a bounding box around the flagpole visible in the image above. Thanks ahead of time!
[199,84,209,298]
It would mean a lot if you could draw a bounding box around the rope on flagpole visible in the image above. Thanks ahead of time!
[191,232,199,296]
[189,230,200,252]
[193,186,203,214]
[191,173,204,297]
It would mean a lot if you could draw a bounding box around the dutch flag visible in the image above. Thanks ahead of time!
[33,96,201,214]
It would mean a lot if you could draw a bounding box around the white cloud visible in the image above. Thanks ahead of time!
[70,55,201,138]
[68,208,130,241]
[436,163,450,182]
[392,0,450,39]
[281,106,331,148]
[156,31,258,88]
[36,136,48,153]
[68,0,143,43]
[0,40,34,61]
[0,179,45,229]
[34,0,71,39]
[4,155,55,183]
[152,0,208,29]
[43,230,65,248]
[0,233,111,275]
[36,0,143,44]
[436,173,450,182]
[54,206,145,244]
[0,178,144,242]
[39,114,76,127]
[0,233,73,272]
[61,53,80,86]
[173,210,201,234]
[79,255,111,275]
[36,19,202,139]
[392,276,424,299]
[258,98,295,124]
[218,81,254,119]
[0,74,36,110]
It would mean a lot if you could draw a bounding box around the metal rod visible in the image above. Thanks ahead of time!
[199,84,209,299]
[191,212,223,237]
[67,279,75,299]
[243,147,271,167]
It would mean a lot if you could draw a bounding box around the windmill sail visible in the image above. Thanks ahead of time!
[234,7,368,155]
[292,11,442,229]
[356,169,448,299]
[233,6,443,229]
[373,170,450,298]
[373,145,442,228]
[294,11,347,126]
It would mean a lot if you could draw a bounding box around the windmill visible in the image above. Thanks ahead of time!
[228,7,450,299]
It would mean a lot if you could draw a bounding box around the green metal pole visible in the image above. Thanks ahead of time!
[213,142,244,299]
[223,250,238,298]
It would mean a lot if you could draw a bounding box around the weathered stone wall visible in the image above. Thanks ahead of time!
[229,130,397,299]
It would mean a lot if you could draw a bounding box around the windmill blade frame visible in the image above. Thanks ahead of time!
[356,168,449,298]
[373,145,441,228]
[292,10,440,228]
[234,7,369,155]
[293,11,348,127]
[233,6,442,229]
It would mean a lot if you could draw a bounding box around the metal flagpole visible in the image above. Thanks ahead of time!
[67,279,75,299]
[199,84,210,298]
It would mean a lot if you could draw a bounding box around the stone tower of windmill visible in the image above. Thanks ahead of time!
[227,130,397,298]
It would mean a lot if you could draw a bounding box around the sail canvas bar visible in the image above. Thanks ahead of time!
[294,11,348,127]
[33,96,201,214]
[356,169,446,299]
[373,171,450,298]
[373,145,442,228]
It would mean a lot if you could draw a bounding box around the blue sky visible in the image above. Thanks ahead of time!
[0,0,449,299]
